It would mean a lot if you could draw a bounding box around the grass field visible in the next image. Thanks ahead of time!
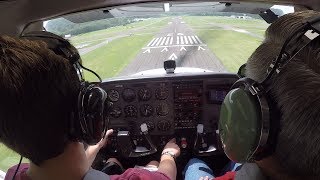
[197,29,262,72]
[184,16,267,72]
[82,34,153,81]
[70,17,169,47]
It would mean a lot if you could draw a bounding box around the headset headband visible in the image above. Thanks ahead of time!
[262,16,320,85]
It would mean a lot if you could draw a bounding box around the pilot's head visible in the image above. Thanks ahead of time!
[246,10,320,176]
[0,36,80,165]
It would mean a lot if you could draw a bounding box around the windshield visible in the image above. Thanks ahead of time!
[42,2,289,81]
[0,2,295,173]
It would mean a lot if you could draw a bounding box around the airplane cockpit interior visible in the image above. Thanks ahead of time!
[0,0,319,179]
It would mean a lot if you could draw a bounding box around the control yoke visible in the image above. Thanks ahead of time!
[116,123,157,157]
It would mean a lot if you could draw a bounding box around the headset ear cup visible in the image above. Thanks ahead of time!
[219,80,263,162]
[80,84,108,145]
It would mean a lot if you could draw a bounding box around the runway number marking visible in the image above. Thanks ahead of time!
[198,46,206,51]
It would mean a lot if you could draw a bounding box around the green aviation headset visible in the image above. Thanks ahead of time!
[219,16,320,162]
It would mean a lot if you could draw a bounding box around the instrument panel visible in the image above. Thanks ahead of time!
[101,73,238,157]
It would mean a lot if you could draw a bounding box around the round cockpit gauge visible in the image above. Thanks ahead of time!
[138,88,152,101]
[124,105,138,117]
[140,104,154,117]
[157,120,171,131]
[108,89,120,102]
[155,87,169,100]
[122,88,136,102]
[109,106,122,118]
[156,103,169,116]
[145,121,155,131]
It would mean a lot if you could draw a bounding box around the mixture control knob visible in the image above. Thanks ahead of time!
[181,137,187,149]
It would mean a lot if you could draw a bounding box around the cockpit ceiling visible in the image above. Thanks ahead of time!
[0,0,318,36]
[63,2,273,23]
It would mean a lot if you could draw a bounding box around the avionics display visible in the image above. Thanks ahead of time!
[173,81,203,129]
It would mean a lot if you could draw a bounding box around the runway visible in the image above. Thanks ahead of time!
[118,17,226,76]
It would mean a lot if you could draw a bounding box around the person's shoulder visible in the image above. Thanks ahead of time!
[110,168,170,180]
[4,163,30,180]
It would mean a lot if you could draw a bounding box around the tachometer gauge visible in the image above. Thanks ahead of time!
[138,88,152,101]
[155,87,169,100]
[109,106,122,118]
[157,120,171,131]
[145,121,155,131]
[156,103,169,116]
[124,105,138,117]
[108,89,120,102]
[122,88,136,102]
[140,104,154,117]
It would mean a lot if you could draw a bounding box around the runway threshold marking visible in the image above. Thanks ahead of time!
[147,35,203,47]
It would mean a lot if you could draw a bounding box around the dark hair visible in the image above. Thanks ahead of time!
[246,10,320,176]
[0,36,80,165]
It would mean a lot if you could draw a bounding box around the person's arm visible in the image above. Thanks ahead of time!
[157,139,180,180]
[86,129,113,167]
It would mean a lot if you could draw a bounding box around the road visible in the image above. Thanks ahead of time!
[118,17,226,76]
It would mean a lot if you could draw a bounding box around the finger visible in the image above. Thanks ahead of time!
[204,176,209,180]
[169,138,176,143]
[199,177,204,180]
[105,129,114,137]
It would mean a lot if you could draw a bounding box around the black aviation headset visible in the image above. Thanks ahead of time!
[20,31,109,146]
[219,15,320,163]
